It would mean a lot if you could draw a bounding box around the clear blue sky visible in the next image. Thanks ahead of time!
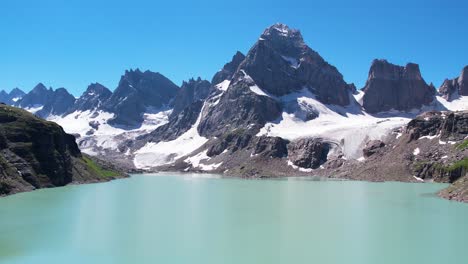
[2,0,467,96]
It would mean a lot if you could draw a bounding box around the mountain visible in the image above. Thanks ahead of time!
[36,88,76,117]
[70,82,112,113]
[0,104,126,196]
[198,23,358,138]
[361,59,436,113]
[0,88,26,105]
[135,77,212,145]
[9,88,26,101]
[104,69,179,127]
[16,83,53,110]
[439,66,468,101]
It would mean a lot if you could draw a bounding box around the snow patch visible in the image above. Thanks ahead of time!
[413,176,424,182]
[215,80,230,91]
[287,160,313,172]
[413,148,420,155]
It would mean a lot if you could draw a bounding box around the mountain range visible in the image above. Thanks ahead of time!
[1,24,467,196]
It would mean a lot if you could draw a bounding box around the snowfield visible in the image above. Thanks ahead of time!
[49,108,172,155]
[257,88,414,159]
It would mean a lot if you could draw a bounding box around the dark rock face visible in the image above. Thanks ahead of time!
[206,129,253,157]
[172,78,211,116]
[288,138,330,169]
[362,59,436,113]
[198,81,282,137]
[363,140,385,157]
[16,83,54,108]
[406,111,468,141]
[71,83,112,113]
[0,104,125,196]
[0,104,79,190]
[439,66,468,101]
[104,69,179,127]
[253,136,288,158]
[211,51,246,85]
[238,23,354,105]
[37,88,76,117]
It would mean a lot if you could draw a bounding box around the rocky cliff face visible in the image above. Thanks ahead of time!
[439,66,468,101]
[362,59,436,113]
[71,83,112,113]
[0,104,125,196]
[172,77,211,116]
[104,69,179,127]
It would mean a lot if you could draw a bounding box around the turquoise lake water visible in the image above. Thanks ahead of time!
[0,173,467,264]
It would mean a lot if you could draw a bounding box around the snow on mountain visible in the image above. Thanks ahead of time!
[49,108,171,156]
[133,102,209,168]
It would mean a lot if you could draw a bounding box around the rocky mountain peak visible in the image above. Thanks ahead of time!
[438,65,468,101]
[261,23,304,44]
[362,59,435,113]
[69,82,112,113]
[105,69,179,127]
[232,23,353,105]
[31,83,48,93]
[211,51,246,85]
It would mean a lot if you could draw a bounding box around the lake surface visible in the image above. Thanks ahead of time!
[1,173,467,264]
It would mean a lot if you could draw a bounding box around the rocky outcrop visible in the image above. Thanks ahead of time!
[362,59,436,113]
[252,136,288,158]
[206,129,254,157]
[104,69,179,127]
[211,51,245,85]
[288,138,330,169]
[439,66,468,101]
[363,140,385,157]
[71,83,112,113]
[0,104,126,196]
[406,111,468,141]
